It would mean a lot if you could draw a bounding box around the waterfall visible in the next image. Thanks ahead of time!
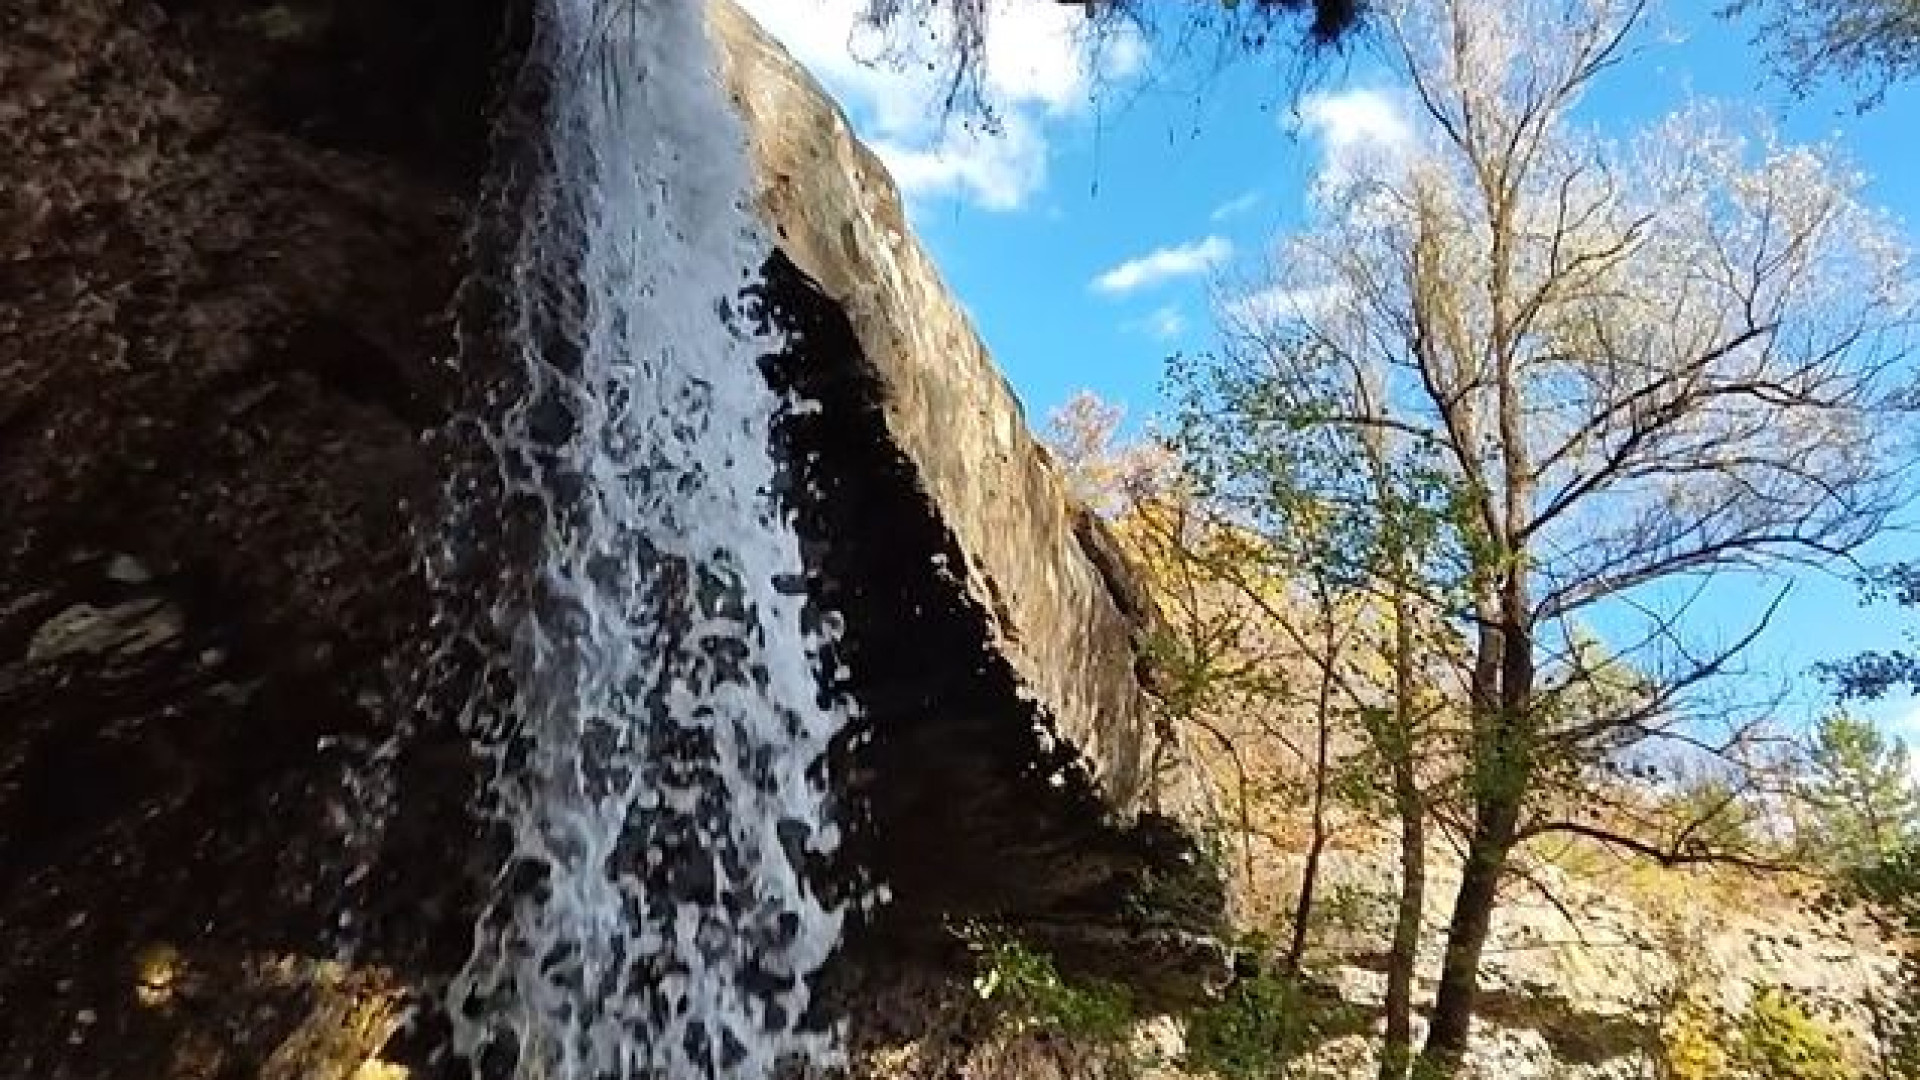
[436,1,850,1076]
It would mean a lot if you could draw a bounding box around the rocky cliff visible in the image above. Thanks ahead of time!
[0,1,1217,1076]
[712,0,1216,933]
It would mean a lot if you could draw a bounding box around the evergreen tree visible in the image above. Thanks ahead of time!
[1802,710,1920,870]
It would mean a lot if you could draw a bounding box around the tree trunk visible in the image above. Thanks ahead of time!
[1286,612,1341,975]
[1379,779,1425,1080]
[1419,809,1516,1073]
[1424,593,1531,1074]
[1378,590,1425,1080]
[1286,808,1329,976]
[1418,592,1508,1072]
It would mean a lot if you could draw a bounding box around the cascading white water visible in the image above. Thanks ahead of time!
[440,1,849,1076]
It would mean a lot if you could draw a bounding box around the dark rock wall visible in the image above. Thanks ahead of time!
[0,0,505,1073]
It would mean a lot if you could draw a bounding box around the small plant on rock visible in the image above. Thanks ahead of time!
[1185,969,1365,1080]
[963,927,1137,1045]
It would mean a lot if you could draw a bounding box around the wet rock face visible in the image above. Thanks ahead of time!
[0,0,504,1074]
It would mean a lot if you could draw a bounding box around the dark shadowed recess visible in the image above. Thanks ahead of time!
[0,0,512,1074]
[752,252,1227,1013]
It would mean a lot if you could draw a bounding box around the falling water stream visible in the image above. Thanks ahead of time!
[437,1,850,1076]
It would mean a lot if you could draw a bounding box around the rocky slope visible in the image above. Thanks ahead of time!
[832,830,1898,1080]
[1270,837,1896,1078]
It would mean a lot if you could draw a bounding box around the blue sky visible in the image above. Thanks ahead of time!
[739,0,1920,747]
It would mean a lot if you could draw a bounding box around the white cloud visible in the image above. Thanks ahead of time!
[1295,87,1416,185]
[1126,304,1187,340]
[1878,697,1920,775]
[870,119,1046,212]
[1091,236,1234,296]
[1221,282,1345,329]
[1209,190,1262,222]
[736,0,1144,211]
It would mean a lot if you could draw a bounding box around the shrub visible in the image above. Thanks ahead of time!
[1661,998,1733,1080]
[965,928,1137,1044]
[1185,972,1362,1080]
[1733,988,1856,1080]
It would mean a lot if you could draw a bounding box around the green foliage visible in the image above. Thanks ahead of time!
[1164,337,1468,606]
[1139,618,1268,725]
[964,929,1137,1044]
[1658,771,1768,857]
[1851,841,1920,934]
[1316,882,1383,938]
[1801,711,1920,871]
[1861,973,1920,1080]
[1329,745,1396,816]
[1658,985,1860,1080]
[1806,571,1920,1073]
[1733,988,1857,1080]
[1121,842,1232,930]
[1184,971,1358,1080]
[1184,977,1294,1080]
[1662,999,1734,1080]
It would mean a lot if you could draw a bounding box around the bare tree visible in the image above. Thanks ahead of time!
[1724,0,1920,107]
[1196,0,1914,1070]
